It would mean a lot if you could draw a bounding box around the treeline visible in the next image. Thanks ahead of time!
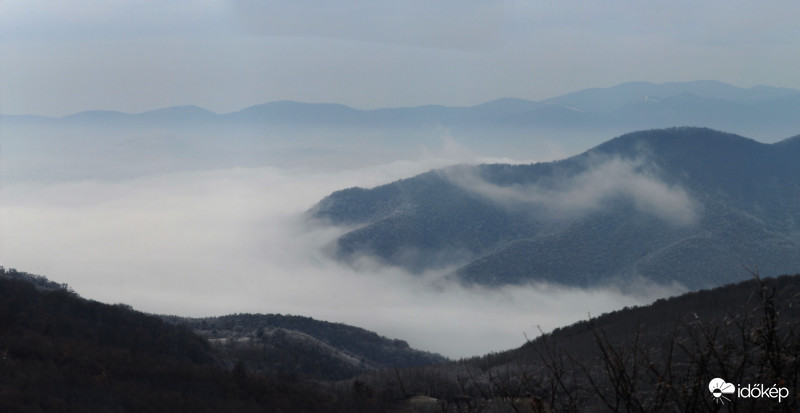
[0,266,75,293]
[164,313,447,380]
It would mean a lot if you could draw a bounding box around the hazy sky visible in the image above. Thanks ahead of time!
[3,0,800,116]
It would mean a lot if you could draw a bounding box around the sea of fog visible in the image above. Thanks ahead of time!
[0,137,684,358]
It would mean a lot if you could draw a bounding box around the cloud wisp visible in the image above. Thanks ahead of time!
[445,155,701,227]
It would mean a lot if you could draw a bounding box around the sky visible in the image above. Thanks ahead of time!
[2,0,800,117]
[0,0,796,358]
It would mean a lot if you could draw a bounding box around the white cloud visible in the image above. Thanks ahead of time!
[445,155,701,226]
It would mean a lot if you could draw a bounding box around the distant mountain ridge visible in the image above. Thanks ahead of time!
[4,80,800,140]
[6,80,797,120]
[542,80,800,112]
[310,127,800,289]
[5,80,800,182]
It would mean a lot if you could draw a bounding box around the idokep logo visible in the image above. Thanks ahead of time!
[709,377,790,404]
[709,378,735,404]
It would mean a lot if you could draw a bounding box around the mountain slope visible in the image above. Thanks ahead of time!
[166,313,447,380]
[364,273,800,412]
[311,127,800,289]
[0,268,340,412]
[0,268,445,411]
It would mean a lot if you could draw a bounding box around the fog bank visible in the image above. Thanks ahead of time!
[0,159,683,358]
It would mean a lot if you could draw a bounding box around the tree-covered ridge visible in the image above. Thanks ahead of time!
[5,268,800,411]
[1,266,75,293]
[350,273,800,412]
[165,313,447,381]
[0,268,351,412]
[0,269,434,412]
[311,127,800,289]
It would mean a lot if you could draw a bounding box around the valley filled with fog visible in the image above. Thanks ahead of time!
[5,79,800,358]
[0,123,688,358]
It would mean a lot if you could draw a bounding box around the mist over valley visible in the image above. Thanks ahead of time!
[3,82,800,360]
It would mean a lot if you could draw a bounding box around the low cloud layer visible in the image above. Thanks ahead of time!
[447,155,701,226]
[0,157,685,358]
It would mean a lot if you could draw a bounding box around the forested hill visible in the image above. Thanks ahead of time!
[0,268,335,412]
[507,273,800,367]
[0,268,445,411]
[311,127,800,289]
[165,313,447,380]
[357,274,800,412]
